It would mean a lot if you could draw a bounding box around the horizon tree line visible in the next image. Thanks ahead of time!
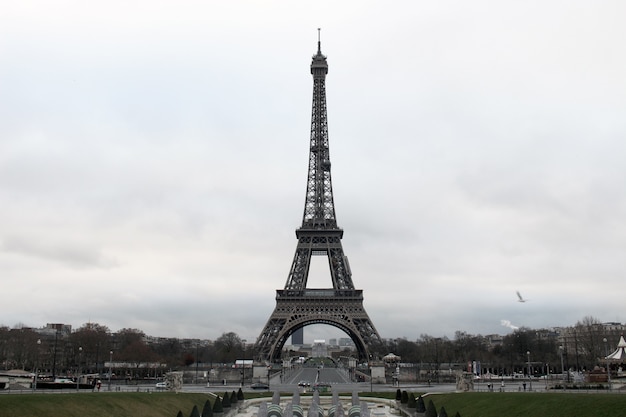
[1,315,621,379]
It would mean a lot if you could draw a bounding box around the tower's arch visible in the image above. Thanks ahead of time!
[264,306,372,362]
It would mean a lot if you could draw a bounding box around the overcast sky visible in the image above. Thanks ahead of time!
[2,1,625,344]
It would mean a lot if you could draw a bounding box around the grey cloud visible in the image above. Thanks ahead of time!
[1,236,118,269]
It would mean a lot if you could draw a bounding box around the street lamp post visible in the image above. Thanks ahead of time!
[76,346,82,391]
[108,350,113,391]
[52,330,59,379]
[241,339,246,387]
[33,339,41,391]
[559,345,565,384]
[195,343,199,385]
[526,351,532,391]
[603,338,611,391]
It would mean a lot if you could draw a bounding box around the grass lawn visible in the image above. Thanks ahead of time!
[413,392,626,417]
[0,392,216,417]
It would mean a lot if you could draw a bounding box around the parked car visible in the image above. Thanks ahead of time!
[250,382,269,390]
[155,381,167,389]
[297,381,311,387]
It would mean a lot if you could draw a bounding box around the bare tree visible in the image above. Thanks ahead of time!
[214,332,242,363]
[71,323,111,373]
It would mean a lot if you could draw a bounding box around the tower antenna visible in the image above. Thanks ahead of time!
[317,28,321,53]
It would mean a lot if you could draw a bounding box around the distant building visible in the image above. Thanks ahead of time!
[41,323,72,336]
[312,340,328,358]
[292,328,304,345]
[338,338,355,348]
[483,334,503,350]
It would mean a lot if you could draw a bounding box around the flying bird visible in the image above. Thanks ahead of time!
[516,291,528,303]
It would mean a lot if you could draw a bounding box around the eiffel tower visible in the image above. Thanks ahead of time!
[254,33,384,362]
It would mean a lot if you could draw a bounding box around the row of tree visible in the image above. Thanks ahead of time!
[0,324,247,377]
[1,315,621,377]
[175,389,242,417]
[396,390,460,417]
[385,316,622,375]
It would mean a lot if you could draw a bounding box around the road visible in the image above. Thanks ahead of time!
[0,367,457,395]
[184,367,457,394]
[283,366,351,386]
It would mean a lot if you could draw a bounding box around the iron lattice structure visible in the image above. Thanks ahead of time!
[254,38,384,362]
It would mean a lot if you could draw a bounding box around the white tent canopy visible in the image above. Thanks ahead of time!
[383,353,401,362]
[605,335,626,361]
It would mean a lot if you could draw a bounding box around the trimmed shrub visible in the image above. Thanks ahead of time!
[454,412,461,417]
[222,392,231,408]
[177,411,184,417]
[395,389,402,401]
[416,396,426,413]
[237,387,244,401]
[407,393,416,408]
[425,399,437,417]
[230,391,237,404]
[438,406,448,417]
[212,396,223,413]
[190,405,200,417]
[401,390,408,404]
[202,400,213,417]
